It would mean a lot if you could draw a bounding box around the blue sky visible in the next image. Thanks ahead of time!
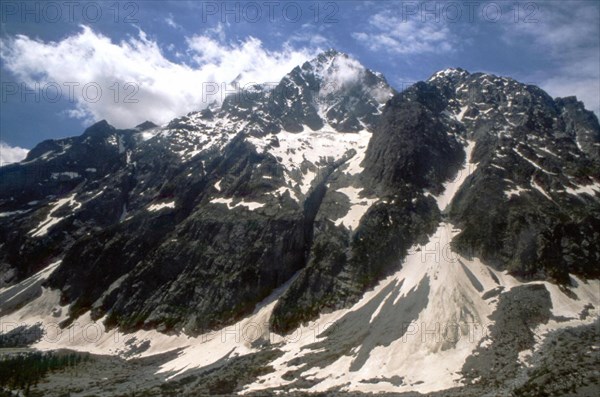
[1,0,599,161]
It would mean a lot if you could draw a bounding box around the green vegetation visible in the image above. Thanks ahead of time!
[0,351,90,396]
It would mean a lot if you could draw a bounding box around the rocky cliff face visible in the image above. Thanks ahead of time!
[425,69,600,283]
[1,51,599,396]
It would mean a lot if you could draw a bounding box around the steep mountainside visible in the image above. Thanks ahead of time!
[1,52,599,396]
[426,69,600,283]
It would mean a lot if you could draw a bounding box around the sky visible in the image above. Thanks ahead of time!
[1,0,599,163]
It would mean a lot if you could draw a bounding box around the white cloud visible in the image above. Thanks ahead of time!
[186,34,316,85]
[352,11,455,54]
[0,26,318,129]
[165,13,181,29]
[0,142,29,166]
[315,55,365,96]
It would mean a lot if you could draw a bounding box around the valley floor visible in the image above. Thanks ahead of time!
[0,318,598,397]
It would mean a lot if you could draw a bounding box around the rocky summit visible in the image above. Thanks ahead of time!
[1,51,599,396]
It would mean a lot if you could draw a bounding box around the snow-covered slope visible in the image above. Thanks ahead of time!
[2,223,596,394]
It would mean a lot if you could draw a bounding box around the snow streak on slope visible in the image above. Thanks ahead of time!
[435,140,477,212]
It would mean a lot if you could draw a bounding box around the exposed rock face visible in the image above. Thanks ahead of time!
[556,96,600,162]
[0,56,598,342]
[425,69,600,283]
[362,81,466,194]
[0,120,137,283]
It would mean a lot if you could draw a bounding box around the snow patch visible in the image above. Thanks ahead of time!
[211,197,265,211]
[564,182,600,197]
[29,193,82,237]
[148,201,176,212]
[334,187,378,230]
[51,172,80,179]
[505,186,528,198]
[248,126,371,200]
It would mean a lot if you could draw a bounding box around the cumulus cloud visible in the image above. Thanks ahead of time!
[352,11,455,54]
[186,34,315,84]
[0,26,318,128]
[0,142,29,166]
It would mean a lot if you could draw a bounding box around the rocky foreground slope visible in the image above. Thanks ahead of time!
[0,51,599,396]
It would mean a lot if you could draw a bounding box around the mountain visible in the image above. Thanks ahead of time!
[0,52,599,396]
